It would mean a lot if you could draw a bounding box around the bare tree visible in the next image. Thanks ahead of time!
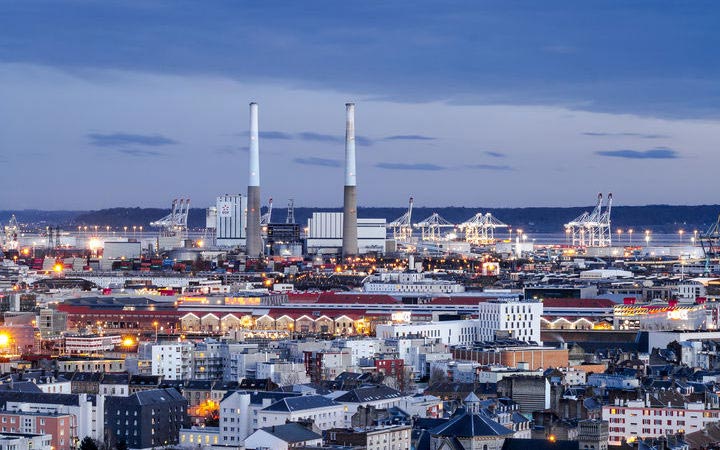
[429,367,448,385]
[279,371,301,387]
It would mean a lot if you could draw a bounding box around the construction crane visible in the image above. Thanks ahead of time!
[564,193,612,247]
[387,196,414,242]
[260,197,273,225]
[458,212,509,245]
[150,198,190,238]
[415,212,454,241]
[286,199,296,224]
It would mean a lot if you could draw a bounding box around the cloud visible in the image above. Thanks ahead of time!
[467,164,513,171]
[582,132,669,139]
[239,130,293,140]
[297,132,342,144]
[483,151,506,158]
[383,134,436,141]
[115,148,163,157]
[216,146,249,155]
[293,157,342,167]
[297,132,372,146]
[594,148,679,159]
[375,162,446,171]
[87,132,178,147]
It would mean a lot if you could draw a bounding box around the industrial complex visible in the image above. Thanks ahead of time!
[1,101,720,450]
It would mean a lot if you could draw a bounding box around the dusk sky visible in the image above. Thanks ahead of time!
[1,1,719,210]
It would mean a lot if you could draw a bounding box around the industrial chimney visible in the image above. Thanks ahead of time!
[342,103,359,257]
[246,102,262,257]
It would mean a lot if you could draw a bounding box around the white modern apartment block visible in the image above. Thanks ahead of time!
[603,397,720,445]
[477,299,542,343]
[4,393,104,442]
[150,343,193,380]
[64,335,122,354]
[333,339,381,366]
[255,361,310,386]
[376,320,477,346]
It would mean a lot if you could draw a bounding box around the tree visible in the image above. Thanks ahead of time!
[279,371,302,387]
[429,367,448,385]
[80,437,99,450]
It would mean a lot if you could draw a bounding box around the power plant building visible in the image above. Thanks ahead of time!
[215,194,247,247]
[306,212,386,255]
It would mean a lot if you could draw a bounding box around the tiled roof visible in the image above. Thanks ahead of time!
[263,395,339,412]
[541,298,616,308]
[258,423,321,443]
[333,385,403,403]
[430,410,514,438]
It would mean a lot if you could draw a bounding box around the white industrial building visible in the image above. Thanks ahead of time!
[101,240,142,270]
[214,194,247,247]
[306,212,386,254]
[363,271,465,294]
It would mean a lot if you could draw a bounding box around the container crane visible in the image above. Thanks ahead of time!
[459,212,509,245]
[260,197,273,225]
[387,196,414,242]
[415,212,454,241]
[150,198,190,238]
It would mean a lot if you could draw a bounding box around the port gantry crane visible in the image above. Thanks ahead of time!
[260,197,273,225]
[564,193,613,247]
[150,198,190,238]
[387,196,414,242]
[3,215,19,251]
[415,212,454,241]
[458,212,509,245]
[699,214,720,273]
[286,199,295,224]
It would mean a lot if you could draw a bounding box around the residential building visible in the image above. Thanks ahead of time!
[256,395,344,430]
[149,343,193,380]
[0,411,72,450]
[104,388,187,450]
[602,395,719,445]
[325,425,411,450]
[477,299,542,343]
[244,423,322,450]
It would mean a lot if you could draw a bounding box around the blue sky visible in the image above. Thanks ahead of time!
[1,1,719,209]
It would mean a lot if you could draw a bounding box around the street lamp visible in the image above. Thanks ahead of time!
[628,229,634,246]
[645,230,651,247]
[617,228,623,245]
[679,229,684,243]
[153,321,159,342]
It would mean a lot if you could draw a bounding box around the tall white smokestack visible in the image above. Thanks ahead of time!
[342,103,359,257]
[246,102,262,257]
